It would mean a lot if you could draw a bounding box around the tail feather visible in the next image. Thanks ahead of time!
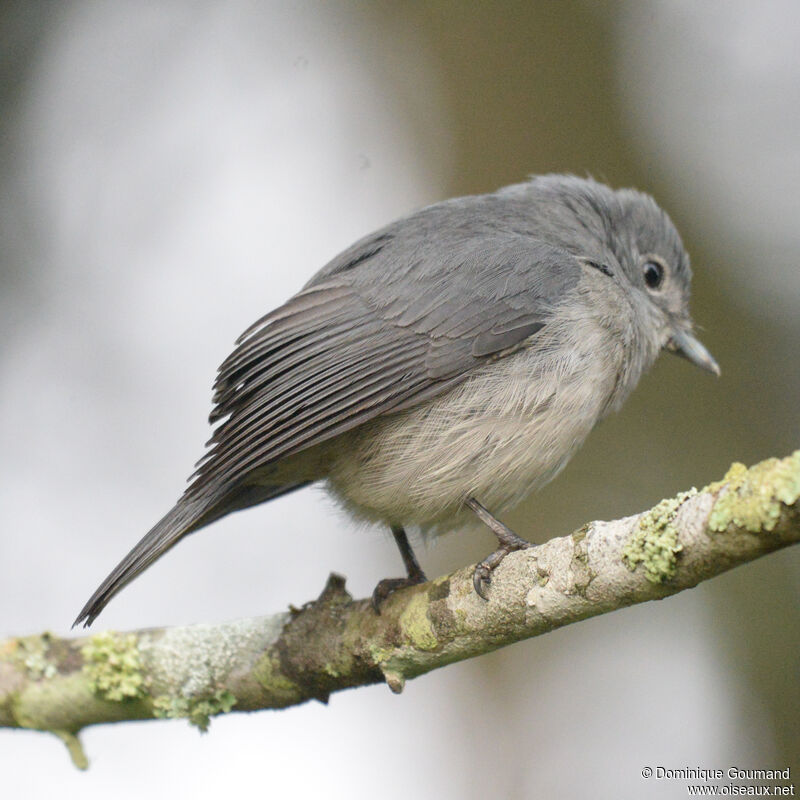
[73,499,205,628]
[73,481,310,628]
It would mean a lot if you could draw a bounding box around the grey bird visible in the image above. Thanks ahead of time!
[74,174,719,627]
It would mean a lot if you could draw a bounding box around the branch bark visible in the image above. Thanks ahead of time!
[2,452,799,769]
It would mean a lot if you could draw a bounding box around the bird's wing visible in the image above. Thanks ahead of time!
[188,231,582,499]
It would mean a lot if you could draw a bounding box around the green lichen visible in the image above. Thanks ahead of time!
[398,592,438,651]
[368,643,395,668]
[252,651,301,705]
[15,634,57,681]
[623,490,696,583]
[705,451,800,533]
[81,632,145,701]
[152,688,236,732]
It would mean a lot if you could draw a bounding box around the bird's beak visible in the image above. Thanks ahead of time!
[665,328,720,376]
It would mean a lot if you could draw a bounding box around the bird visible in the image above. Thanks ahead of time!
[74,174,719,627]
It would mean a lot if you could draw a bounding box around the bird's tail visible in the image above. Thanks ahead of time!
[73,497,209,628]
[73,482,310,628]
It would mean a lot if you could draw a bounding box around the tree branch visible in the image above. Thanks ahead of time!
[2,452,799,769]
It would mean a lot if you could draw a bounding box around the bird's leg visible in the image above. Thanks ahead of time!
[371,526,428,612]
[466,497,532,600]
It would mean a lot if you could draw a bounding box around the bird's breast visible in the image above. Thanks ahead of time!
[325,313,623,535]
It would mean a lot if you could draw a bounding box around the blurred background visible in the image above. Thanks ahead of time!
[1,1,798,797]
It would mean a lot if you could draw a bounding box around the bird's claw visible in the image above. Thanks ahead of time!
[472,541,532,601]
[473,566,491,600]
[371,574,426,613]
[465,497,533,601]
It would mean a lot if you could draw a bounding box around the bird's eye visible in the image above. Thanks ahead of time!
[643,260,665,290]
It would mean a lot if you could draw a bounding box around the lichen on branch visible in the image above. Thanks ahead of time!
[1,451,798,770]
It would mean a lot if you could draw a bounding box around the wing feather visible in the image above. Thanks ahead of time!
[187,232,582,501]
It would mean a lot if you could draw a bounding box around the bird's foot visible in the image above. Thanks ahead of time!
[371,572,427,613]
[372,525,428,612]
[466,496,532,600]
[472,542,530,599]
